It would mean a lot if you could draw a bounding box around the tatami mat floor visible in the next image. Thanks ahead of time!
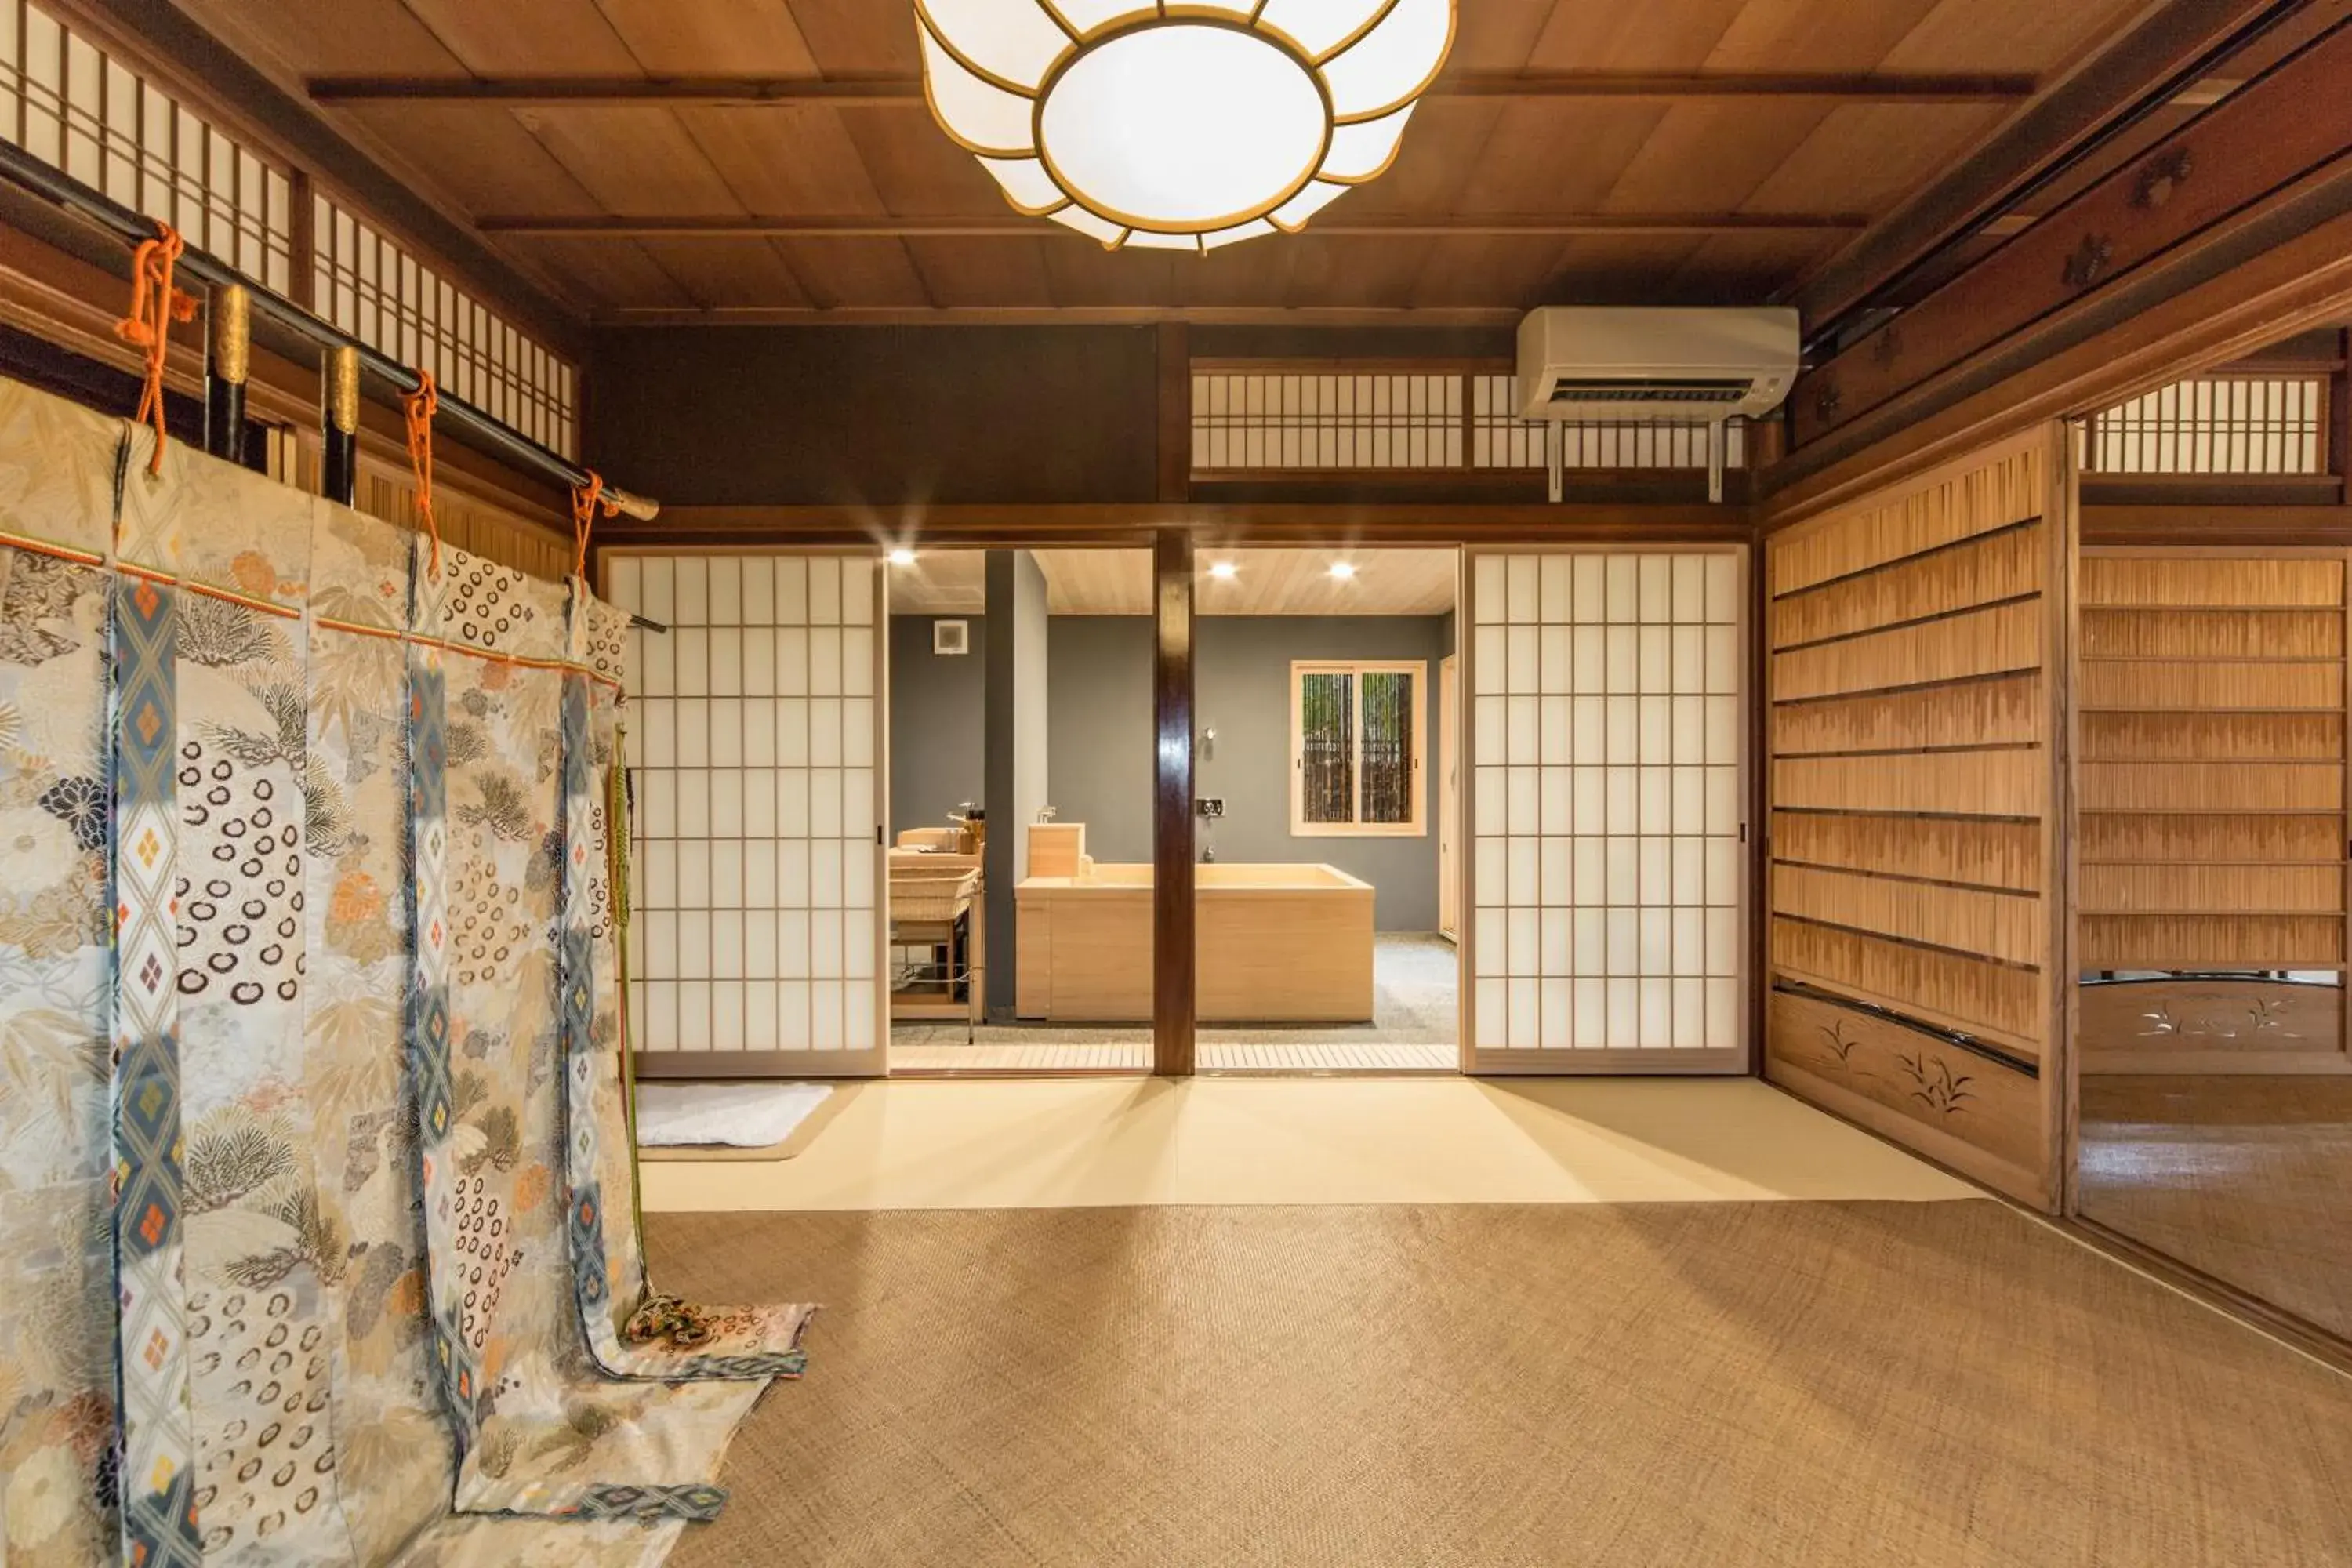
[654,1200,2352,1567]
[888,1040,1457,1073]
[2080,1073,2352,1342]
[637,1076,1972,1212]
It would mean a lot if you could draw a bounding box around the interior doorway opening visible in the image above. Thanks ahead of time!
[1189,546,1462,1074]
[886,546,1156,1074]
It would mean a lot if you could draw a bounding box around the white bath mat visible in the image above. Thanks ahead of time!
[636,1081,834,1154]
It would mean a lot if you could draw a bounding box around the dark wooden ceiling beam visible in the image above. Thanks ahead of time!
[1760,198,2352,527]
[305,70,2038,108]
[2083,504,2352,545]
[1789,17,2352,452]
[1791,0,2316,337]
[479,213,1869,240]
[593,502,1752,550]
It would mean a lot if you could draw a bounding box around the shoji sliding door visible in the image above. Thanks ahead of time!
[604,552,887,1077]
[1464,548,1749,1072]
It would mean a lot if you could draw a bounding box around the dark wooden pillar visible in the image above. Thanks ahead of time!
[1152,525,1195,1075]
[321,343,358,505]
[1156,321,1189,503]
[204,283,248,465]
[2331,328,2350,508]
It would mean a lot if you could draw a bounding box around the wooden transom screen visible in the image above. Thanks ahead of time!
[1763,428,2074,1209]
[2077,549,2350,1076]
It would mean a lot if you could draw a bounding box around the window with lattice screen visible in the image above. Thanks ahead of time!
[1292,660,1425,835]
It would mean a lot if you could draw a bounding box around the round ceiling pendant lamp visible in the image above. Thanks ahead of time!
[916,0,1456,252]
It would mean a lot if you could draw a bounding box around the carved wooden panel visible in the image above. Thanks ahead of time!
[2078,977,2343,1074]
[1769,989,2043,1181]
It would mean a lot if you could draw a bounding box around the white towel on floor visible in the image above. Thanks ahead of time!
[636,1081,833,1148]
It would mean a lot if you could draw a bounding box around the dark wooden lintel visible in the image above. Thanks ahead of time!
[2082,503,2352,545]
[1791,17,2352,452]
[307,70,2039,109]
[595,502,1755,550]
[477,213,1869,240]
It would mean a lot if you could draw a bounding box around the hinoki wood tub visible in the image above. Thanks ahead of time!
[1015,863,1375,1022]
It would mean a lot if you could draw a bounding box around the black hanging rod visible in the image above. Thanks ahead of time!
[0,136,658,522]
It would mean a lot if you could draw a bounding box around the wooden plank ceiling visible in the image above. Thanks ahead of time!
[179,0,2154,319]
[889,548,1456,616]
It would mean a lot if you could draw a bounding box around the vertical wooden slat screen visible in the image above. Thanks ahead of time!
[1763,427,2074,1209]
[2076,548,2350,1075]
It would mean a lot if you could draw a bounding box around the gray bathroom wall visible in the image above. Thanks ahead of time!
[887,613,984,839]
[1041,613,1450,931]
[1195,615,1450,931]
[1044,615,1156,864]
[898,609,1457,931]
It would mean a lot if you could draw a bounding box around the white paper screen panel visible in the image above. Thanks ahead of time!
[1467,550,1747,1069]
[604,554,884,1069]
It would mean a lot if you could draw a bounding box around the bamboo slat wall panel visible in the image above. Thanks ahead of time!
[1768,674,2042,755]
[2079,712,2343,760]
[2078,659,2344,711]
[2081,811,2342,862]
[268,426,572,582]
[2077,548,2350,1076]
[1772,750,2045,817]
[1768,528,2041,648]
[2080,915,2344,968]
[1771,811,2042,893]
[354,467,571,583]
[1771,598,2042,701]
[2079,608,2343,659]
[1768,441,2044,596]
[1765,429,2068,1209]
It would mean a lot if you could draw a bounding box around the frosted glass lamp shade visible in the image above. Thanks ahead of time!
[916,0,1455,252]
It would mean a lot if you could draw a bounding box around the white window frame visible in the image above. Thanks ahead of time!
[1289,658,1428,837]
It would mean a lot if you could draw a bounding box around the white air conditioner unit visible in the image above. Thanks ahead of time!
[1515,307,1800,423]
[1515,307,1801,502]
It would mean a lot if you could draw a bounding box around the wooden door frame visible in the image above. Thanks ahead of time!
[1439,651,1460,942]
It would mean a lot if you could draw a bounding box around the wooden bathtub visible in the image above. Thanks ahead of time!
[1014,862,1374,1022]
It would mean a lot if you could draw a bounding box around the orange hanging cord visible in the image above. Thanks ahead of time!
[401,369,441,568]
[113,224,197,474]
[572,468,619,582]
